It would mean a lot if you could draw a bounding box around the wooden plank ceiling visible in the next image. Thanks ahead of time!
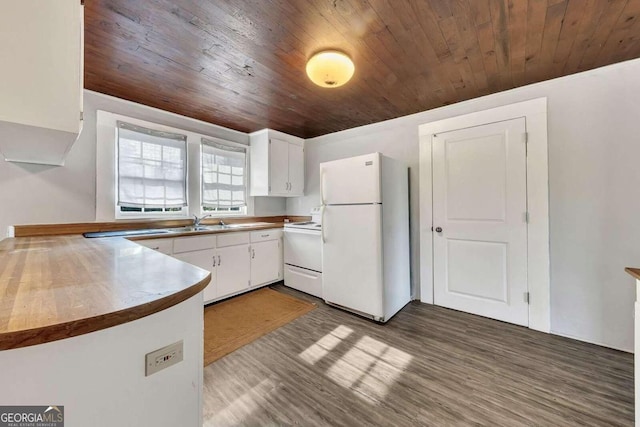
[84,0,640,138]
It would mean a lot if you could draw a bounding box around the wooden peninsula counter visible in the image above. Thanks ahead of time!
[0,235,210,350]
[0,233,212,427]
[0,216,309,427]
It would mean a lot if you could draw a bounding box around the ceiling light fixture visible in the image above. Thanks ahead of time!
[306,50,355,88]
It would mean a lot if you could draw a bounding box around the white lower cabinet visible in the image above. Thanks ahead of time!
[172,249,217,303]
[251,240,282,286]
[216,244,251,299]
[250,229,283,287]
[135,229,283,305]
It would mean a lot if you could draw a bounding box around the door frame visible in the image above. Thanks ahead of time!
[418,98,550,332]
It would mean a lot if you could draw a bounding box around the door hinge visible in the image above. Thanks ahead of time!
[522,132,528,156]
[524,212,530,223]
[80,111,84,121]
[524,292,530,304]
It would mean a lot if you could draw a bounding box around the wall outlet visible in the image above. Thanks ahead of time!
[145,340,183,376]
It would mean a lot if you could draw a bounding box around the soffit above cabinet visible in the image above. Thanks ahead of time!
[0,1,83,166]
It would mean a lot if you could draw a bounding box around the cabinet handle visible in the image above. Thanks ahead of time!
[218,255,221,266]
[252,249,255,259]
[151,247,159,251]
[212,256,216,267]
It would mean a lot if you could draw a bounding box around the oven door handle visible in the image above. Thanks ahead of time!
[286,265,320,280]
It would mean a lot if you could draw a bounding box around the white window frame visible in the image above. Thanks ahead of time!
[199,136,249,217]
[115,121,190,220]
[96,110,255,222]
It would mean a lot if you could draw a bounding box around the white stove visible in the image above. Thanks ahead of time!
[284,221,322,231]
[284,208,322,231]
[283,208,323,298]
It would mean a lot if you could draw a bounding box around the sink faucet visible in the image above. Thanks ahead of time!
[193,214,213,227]
[219,219,227,226]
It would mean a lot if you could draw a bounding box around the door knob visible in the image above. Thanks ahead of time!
[435,227,443,233]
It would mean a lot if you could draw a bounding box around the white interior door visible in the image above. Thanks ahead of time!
[432,118,528,326]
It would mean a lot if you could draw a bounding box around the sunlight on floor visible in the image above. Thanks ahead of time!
[326,335,412,402]
[299,326,412,404]
[204,378,275,426]
[298,325,354,365]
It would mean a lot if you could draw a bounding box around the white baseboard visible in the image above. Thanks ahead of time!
[550,329,632,354]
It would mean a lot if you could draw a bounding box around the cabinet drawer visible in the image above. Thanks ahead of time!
[284,265,322,298]
[217,231,250,248]
[135,238,173,255]
[173,235,217,254]
[250,229,283,243]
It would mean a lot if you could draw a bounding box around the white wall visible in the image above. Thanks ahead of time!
[288,58,640,352]
[0,90,286,237]
[0,293,204,427]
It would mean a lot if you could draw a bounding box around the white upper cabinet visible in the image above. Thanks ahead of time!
[0,1,84,166]
[249,129,305,197]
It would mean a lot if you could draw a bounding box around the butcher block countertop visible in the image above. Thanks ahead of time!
[0,235,211,350]
[0,216,310,351]
[626,267,640,281]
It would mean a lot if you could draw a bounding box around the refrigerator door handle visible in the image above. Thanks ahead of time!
[321,205,326,243]
[320,168,326,205]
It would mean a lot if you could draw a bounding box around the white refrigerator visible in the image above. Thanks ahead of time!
[320,152,410,322]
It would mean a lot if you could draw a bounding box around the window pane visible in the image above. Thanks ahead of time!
[201,139,247,209]
[117,121,188,209]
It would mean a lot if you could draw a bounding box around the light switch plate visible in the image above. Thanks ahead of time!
[145,340,183,376]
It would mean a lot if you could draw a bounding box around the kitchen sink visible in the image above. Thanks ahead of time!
[167,225,225,233]
[220,222,272,228]
[84,222,274,238]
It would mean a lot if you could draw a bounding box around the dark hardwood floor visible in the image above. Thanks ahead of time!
[203,285,633,426]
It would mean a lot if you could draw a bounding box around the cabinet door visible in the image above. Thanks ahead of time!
[269,138,289,195]
[288,143,304,196]
[216,244,251,298]
[172,249,217,304]
[251,239,282,286]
